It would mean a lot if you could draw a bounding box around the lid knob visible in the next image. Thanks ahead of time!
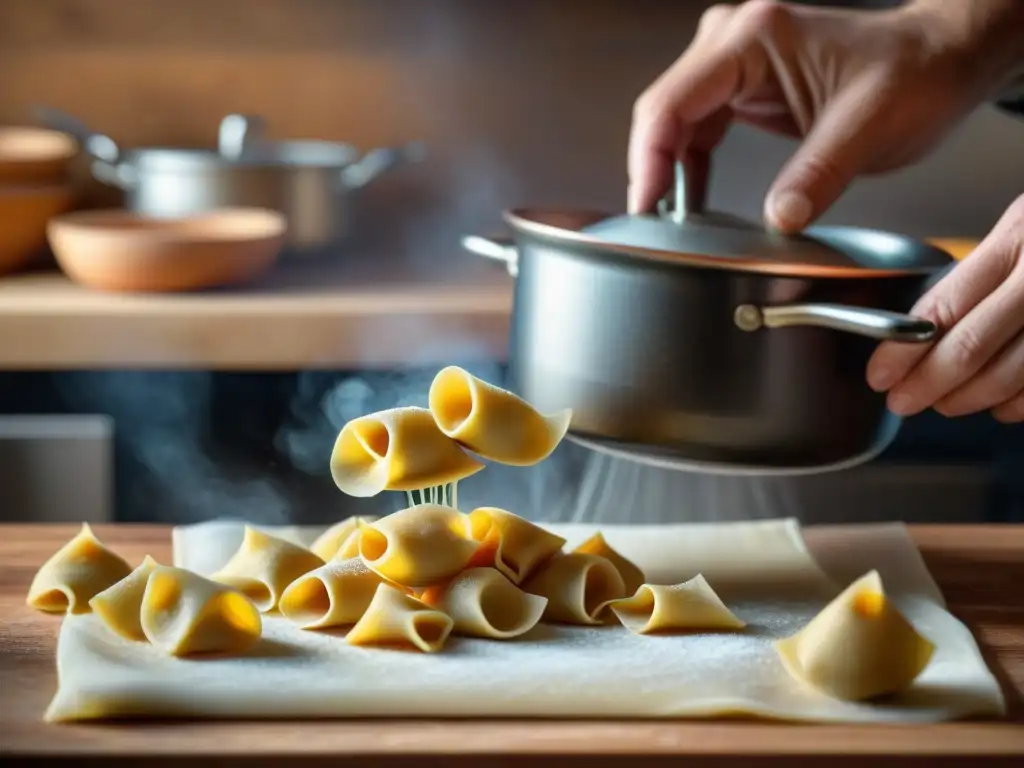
[656,153,710,225]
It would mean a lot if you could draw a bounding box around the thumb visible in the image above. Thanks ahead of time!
[764,78,887,232]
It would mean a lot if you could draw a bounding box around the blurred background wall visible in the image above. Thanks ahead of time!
[2,0,1022,244]
[0,0,1021,525]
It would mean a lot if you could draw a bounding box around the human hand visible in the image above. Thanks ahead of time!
[866,194,1024,424]
[628,0,1024,231]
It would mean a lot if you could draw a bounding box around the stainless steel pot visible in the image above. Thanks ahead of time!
[37,108,424,256]
[463,159,953,474]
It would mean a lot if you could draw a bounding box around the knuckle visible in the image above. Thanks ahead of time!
[737,0,791,35]
[794,153,850,192]
[632,89,660,122]
[917,292,959,335]
[698,3,734,34]
[944,325,987,371]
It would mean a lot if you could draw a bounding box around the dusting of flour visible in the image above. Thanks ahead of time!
[45,520,1006,723]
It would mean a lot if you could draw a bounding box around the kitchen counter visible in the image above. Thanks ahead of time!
[0,258,513,370]
[1,523,1021,766]
[0,239,974,372]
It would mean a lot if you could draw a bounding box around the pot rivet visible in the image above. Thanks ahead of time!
[734,304,764,332]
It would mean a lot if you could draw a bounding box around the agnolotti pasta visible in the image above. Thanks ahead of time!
[346,584,453,653]
[573,532,645,596]
[141,565,262,657]
[89,555,159,641]
[331,406,484,498]
[27,523,132,615]
[358,504,479,587]
[465,507,566,585]
[421,567,547,640]
[279,558,385,629]
[523,552,625,625]
[775,570,935,701]
[211,527,324,613]
[608,575,746,635]
[310,516,378,561]
[428,366,572,466]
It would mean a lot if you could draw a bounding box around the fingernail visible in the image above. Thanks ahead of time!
[887,393,917,417]
[766,190,813,231]
[868,367,895,392]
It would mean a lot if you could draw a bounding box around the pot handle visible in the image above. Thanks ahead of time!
[340,141,427,189]
[90,159,138,190]
[218,113,267,159]
[461,234,519,277]
[34,105,121,165]
[734,303,937,343]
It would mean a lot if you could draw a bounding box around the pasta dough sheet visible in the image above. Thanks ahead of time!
[46,519,1004,723]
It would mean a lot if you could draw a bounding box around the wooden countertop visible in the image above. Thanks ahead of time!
[0,239,975,372]
[1,523,1022,767]
[0,255,514,371]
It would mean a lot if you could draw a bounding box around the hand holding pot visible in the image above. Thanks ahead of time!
[867,194,1024,424]
[627,0,1024,230]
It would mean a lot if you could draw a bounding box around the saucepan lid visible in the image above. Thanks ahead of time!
[505,155,953,278]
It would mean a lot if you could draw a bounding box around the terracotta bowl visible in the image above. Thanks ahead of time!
[0,184,76,275]
[48,208,288,292]
[0,127,79,185]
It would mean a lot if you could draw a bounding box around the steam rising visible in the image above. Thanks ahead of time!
[56,372,290,525]
[50,365,804,527]
[51,367,973,526]
[275,351,589,522]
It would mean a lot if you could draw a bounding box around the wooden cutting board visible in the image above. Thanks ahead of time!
[1,523,1021,767]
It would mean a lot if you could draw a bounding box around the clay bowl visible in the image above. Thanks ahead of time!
[0,184,76,275]
[0,127,79,185]
[48,208,287,292]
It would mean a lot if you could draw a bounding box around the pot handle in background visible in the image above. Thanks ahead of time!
[34,105,136,189]
[89,159,138,190]
[340,141,427,189]
[733,303,937,343]
[461,234,519,277]
[34,105,121,165]
[218,113,267,160]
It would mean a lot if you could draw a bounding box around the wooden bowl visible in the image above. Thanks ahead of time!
[0,127,79,184]
[47,208,287,292]
[0,184,76,275]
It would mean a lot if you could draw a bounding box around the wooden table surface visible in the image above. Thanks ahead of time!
[1,523,1022,767]
[0,239,974,372]
[0,258,513,371]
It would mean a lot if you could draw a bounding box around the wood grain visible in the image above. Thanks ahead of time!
[1,523,1022,767]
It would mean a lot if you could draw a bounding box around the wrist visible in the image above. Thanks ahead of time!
[900,0,1024,100]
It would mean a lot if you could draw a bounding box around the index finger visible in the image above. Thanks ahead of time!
[628,1,785,214]
[627,40,745,214]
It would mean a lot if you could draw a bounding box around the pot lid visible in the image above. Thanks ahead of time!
[506,156,953,278]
